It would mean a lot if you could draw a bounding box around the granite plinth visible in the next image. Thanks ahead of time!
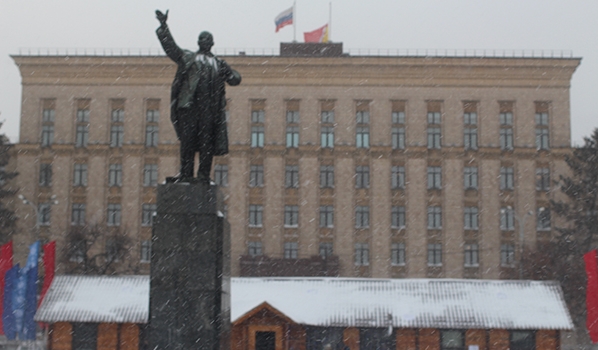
[150,182,230,350]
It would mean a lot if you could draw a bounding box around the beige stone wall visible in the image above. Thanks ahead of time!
[10,54,579,277]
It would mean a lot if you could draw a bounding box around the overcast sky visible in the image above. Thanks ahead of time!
[0,0,596,144]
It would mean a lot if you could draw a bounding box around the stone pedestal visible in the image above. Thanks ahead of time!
[150,181,230,350]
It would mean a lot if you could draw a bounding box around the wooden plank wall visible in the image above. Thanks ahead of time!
[50,322,72,350]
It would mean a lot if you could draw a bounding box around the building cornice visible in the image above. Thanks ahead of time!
[11,55,581,89]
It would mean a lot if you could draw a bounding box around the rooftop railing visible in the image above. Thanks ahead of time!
[16,47,575,58]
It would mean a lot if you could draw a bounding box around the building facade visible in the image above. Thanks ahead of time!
[11,45,580,278]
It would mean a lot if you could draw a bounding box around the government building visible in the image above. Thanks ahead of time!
[10,43,580,279]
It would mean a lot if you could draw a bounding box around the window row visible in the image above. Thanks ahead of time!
[245,204,550,231]
[40,99,161,148]
[245,240,524,269]
[39,163,160,188]
[212,163,552,192]
[247,100,552,151]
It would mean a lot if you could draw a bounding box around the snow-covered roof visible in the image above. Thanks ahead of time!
[35,276,573,330]
[232,278,573,330]
[35,275,149,324]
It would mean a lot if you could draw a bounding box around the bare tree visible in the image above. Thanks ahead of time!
[62,225,137,275]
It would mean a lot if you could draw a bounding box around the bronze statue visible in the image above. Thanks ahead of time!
[155,10,241,182]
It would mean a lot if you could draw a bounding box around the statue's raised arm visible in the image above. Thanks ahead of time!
[155,10,168,26]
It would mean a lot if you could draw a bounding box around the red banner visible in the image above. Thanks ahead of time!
[584,249,598,343]
[39,241,55,307]
[0,242,13,335]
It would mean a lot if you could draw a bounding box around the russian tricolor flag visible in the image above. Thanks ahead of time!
[275,6,293,32]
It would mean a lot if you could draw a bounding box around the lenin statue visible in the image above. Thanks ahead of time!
[155,10,241,183]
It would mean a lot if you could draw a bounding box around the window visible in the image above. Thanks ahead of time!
[441,330,465,350]
[251,110,265,123]
[75,125,89,148]
[427,104,442,149]
[142,203,157,226]
[391,243,406,266]
[320,165,334,188]
[71,203,86,226]
[249,205,263,227]
[427,206,442,229]
[536,167,550,191]
[285,165,299,188]
[286,110,300,124]
[426,127,441,149]
[463,104,478,150]
[319,242,333,259]
[500,128,514,150]
[39,163,52,187]
[427,243,442,266]
[286,126,299,148]
[145,125,159,147]
[501,243,515,266]
[391,206,406,229]
[463,166,478,190]
[251,126,265,148]
[321,126,334,148]
[537,208,551,230]
[391,127,405,150]
[140,240,151,263]
[499,102,514,150]
[464,243,479,267]
[355,206,370,228]
[107,204,121,226]
[354,243,369,266]
[391,166,405,189]
[510,331,535,350]
[319,206,334,228]
[69,239,86,263]
[249,165,264,187]
[248,241,263,257]
[427,111,441,124]
[110,100,125,148]
[321,102,335,148]
[356,126,370,148]
[464,207,478,230]
[145,101,160,148]
[143,164,158,187]
[110,125,124,147]
[321,109,335,124]
[73,163,88,187]
[392,110,405,124]
[251,101,265,148]
[427,166,442,189]
[38,203,51,226]
[284,242,298,259]
[41,125,54,147]
[535,102,550,150]
[284,205,299,227]
[108,164,122,187]
[500,166,514,190]
[75,101,90,148]
[355,166,370,189]
[464,128,478,150]
[500,208,515,231]
[111,107,124,122]
[41,100,55,147]
[356,111,370,124]
[214,164,228,187]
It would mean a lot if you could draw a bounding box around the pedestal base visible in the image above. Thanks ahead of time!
[149,182,230,350]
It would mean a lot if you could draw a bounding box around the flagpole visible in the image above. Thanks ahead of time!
[293,0,297,42]
[329,1,332,42]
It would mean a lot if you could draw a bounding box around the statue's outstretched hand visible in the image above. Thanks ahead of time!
[156,10,169,26]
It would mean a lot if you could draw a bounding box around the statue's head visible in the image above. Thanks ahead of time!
[198,31,214,52]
